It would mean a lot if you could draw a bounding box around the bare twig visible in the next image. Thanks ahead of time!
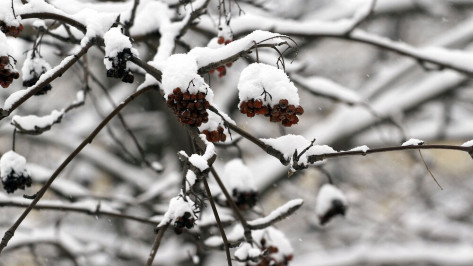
[145,223,169,266]
[202,173,232,266]
[210,167,253,243]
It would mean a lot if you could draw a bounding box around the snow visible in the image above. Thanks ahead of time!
[461,140,473,147]
[238,63,300,106]
[235,242,262,261]
[349,145,370,153]
[261,135,337,166]
[161,54,214,102]
[21,51,51,83]
[315,184,347,223]
[185,170,197,191]
[204,224,244,247]
[402,138,425,146]
[0,150,29,182]
[188,30,285,68]
[187,135,216,172]
[0,0,21,27]
[0,33,14,57]
[103,26,138,69]
[158,194,197,228]
[222,159,256,193]
[11,110,63,131]
[253,227,293,258]
[248,199,303,228]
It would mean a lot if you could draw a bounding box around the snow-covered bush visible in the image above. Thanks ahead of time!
[0,0,472,265]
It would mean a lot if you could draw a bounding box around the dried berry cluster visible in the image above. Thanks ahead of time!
[2,170,32,194]
[0,21,23,37]
[173,212,195,234]
[202,125,226,142]
[232,188,257,210]
[248,239,293,266]
[0,56,19,88]
[166,88,210,127]
[106,48,134,83]
[239,99,304,127]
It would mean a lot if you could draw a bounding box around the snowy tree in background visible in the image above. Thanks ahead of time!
[0,0,473,265]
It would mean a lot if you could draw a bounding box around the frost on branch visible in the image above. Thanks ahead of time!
[222,159,258,210]
[0,34,19,88]
[22,51,52,95]
[163,54,214,127]
[158,193,198,235]
[248,198,303,229]
[315,184,348,225]
[1,151,32,194]
[238,63,304,127]
[104,27,138,83]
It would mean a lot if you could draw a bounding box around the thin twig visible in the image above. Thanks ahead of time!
[145,223,169,266]
[210,167,253,243]
[202,173,232,266]
[418,149,443,190]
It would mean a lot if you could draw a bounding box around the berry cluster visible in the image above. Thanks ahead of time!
[173,212,195,234]
[232,188,257,210]
[106,48,134,83]
[239,99,304,127]
[202,125,226,143]
[0,21,23,37]
[0,56,19,88]
[217,36,233,45]
[166,88,210,127]
[249,239,293,266]
[2,169,32,194]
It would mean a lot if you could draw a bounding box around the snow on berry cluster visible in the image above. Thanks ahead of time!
[22,51,52,95]
[238,63,304,127]
[222,159,258,210]
[0,21,23,38]
[158,193,198,235]
[315,183,347,225]
[1,150,32,194]
[103,27,138,83]
[235,227,293,266]
[163,54,214,127]
[198,111,230,143]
